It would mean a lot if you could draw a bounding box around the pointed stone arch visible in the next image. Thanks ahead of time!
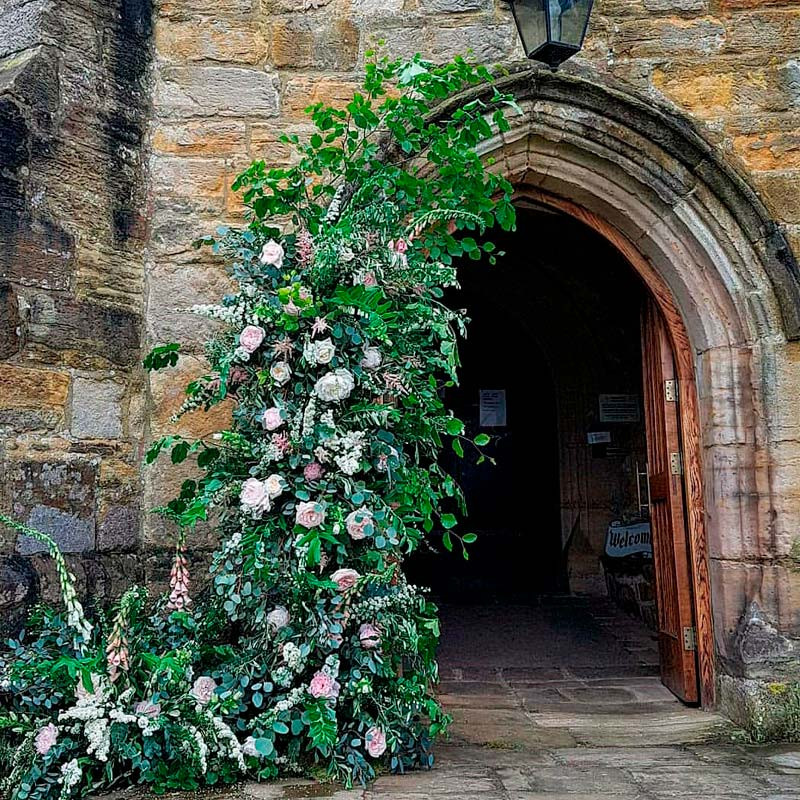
[432,67,800,713]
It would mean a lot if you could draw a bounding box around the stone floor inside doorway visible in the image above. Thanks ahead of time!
[187,598,800,800]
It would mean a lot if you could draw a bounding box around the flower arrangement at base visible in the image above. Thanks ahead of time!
[0,51,516,798]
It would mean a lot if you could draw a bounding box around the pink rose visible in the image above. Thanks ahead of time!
[240,478,272,515]
[296,500,325,529]
[359,623,381,649]
[331,568,360,592]
[262,407,283,431]
[259,239,285,268]
[346,507,373,541]
[239,325,266,354]
[34,723,58,756]
[365,726,387,758]
[190,676,217,705]
[304,462,323,482]
[134,700,161,719]
[308,670,340,700]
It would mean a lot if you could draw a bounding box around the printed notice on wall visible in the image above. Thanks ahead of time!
[479,389,507,427]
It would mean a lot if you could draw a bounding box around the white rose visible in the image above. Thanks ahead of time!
[271,361,292,385]
[361,347,382,370]
[240,478,272,515]
[314,369,355,403]
[267,606,290,630]
[303,338,336,365]
[264,474,286,499]
[259,239,284,268]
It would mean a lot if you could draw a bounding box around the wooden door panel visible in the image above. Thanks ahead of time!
[641,298,700,705]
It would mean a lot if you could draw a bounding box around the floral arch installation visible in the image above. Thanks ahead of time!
[432,66,800,708]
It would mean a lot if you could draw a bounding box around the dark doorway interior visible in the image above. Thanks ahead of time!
[409,204,667,687]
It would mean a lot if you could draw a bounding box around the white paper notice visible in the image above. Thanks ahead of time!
[479,389,507,427]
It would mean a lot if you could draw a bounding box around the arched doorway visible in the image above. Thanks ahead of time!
[418,67,800,717]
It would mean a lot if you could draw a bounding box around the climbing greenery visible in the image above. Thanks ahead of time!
[0,52,517,797]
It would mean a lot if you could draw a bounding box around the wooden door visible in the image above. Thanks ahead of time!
[641,298,700,704]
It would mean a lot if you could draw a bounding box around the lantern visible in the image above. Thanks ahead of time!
[507,0,594,69]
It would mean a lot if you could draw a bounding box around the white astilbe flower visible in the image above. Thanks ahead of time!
[302,396,317,437]
[210,716,246,771]
[59,759,82,798]
[187,725,209,774]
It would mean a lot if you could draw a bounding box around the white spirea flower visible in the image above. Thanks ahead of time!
[314,369,355,402]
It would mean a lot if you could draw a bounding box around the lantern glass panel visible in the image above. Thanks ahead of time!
[512,0,548,56]
[552,0,592,47]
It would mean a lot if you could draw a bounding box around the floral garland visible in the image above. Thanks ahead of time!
[0,52,516,797]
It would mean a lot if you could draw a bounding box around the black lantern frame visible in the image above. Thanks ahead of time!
[506,0,594,70]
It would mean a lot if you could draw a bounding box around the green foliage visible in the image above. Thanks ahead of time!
[2,51,516,799]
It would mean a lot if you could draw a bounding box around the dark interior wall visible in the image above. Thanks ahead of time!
[411,206,649,602]
[0,0,154,631]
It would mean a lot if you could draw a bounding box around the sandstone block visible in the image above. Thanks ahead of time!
[349,0,405,14]
[249,123,310,164]
[419,0,490,11]
[613,17,725,58]
[724,10,800,54]
[0,555,36,634]
[269,17,359,70]
[750,169,800,224]
[153,121,248,156]
[148,354,234,439]
[156,66,280,118]
[643,0,707,10]
[428,23,518,62]
[70,376,125,439]
[152,155,228,211]
[156,18,267,65]
[282,76,361,118]
[733,129,800,171]
[0,364,69,414]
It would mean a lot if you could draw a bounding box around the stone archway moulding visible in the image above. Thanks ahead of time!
[427,66,800,709]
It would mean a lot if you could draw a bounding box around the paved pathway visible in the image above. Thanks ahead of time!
[168,599,800,799]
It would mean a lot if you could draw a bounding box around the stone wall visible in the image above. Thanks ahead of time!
[0,0,153,629]
[2,0,800,709]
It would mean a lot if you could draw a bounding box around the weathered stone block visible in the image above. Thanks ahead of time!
[419,0,490,12]
[269,16,360,70]
[429,22,518,62]
[156,66,280,118]
[733,129,800,171]
[613,17,726,58]
[70,377,125,439]
[0,283,20,358]
[0,364,69,417]
[25,292,140,367]
[98,505,139,552]
[155,18,267,64]
[0,555,36,634]
[152,155,228,210]
[153,120,248,156]
[16,505,95,554]
[751,169,800,224]
[282,76,362,117]
[249,123,309,164]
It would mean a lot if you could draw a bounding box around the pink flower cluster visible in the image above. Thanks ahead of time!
[166,548,191,611]
[365,726,387,757]
[34,723,58,756]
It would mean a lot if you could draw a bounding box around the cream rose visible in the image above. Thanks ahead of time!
[240,478,272,515]
[296,500,325,529]
[34,723,58,756]
[314,369,355,403]
[264,473,286,499]
[270,361,292,385]
[259,239,284,268]
[346,507,373,541]
[331,568,360,592]
[304,338,336,365]
[262,406,284,431]
[239,325,266,354]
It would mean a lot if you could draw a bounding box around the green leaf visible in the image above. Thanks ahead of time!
[446,418,464,435]
[451,439,464,458]
[441,513,457,530]
[254,737,274,756]
[462,533,478,543]
[474,433,490,446]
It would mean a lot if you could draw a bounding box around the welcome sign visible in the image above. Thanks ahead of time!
[605,522,653,558]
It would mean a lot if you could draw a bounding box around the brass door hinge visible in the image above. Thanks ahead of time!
[665,379,678,402]
[683,626,697,652]
[670,452,683,476]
